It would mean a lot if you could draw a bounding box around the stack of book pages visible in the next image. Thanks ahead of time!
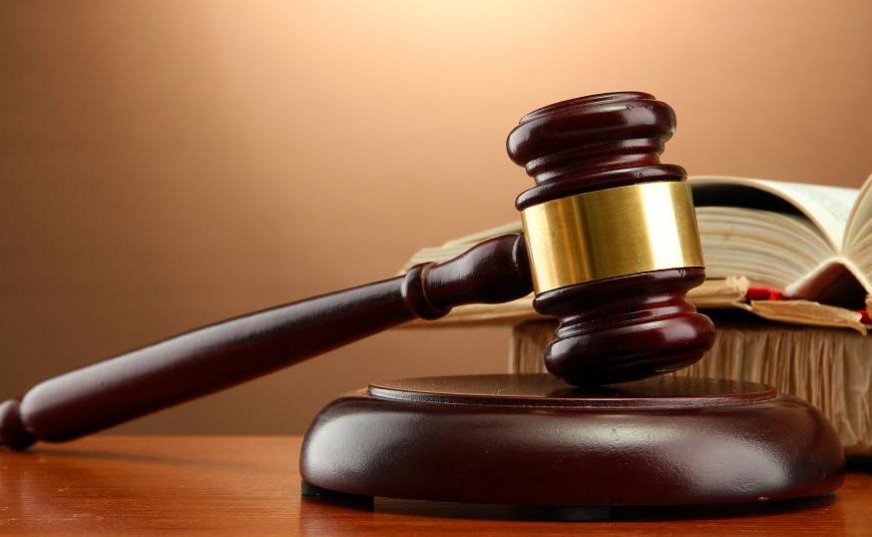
[402,174,872,456]
[509,319,871,456]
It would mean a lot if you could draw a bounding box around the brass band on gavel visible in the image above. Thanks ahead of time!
[520,181,705,294]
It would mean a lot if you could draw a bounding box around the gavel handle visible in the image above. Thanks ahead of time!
[0,234,531,451]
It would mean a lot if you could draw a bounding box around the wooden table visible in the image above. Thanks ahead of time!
[0,436,869,536]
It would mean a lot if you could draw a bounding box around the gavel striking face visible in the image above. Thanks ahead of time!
[0,91,715,450]
[508,91,715,384]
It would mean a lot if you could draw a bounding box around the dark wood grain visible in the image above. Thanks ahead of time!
[0,435,867,536]
[508,91,686,209]
[534,268,716,384]
[301,374,843,506]
[508,92,716,384]
[0,234,531,451]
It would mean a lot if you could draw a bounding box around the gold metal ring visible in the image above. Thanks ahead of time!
[521,181,704,294]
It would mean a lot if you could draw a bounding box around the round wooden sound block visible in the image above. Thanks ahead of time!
[300,374,844,507]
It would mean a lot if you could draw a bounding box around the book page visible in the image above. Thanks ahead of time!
[843,172,872,252]
[698,206,833,288]
[690,176,859,251]
[787,257,872,303]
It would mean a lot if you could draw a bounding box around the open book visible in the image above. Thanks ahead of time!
[691,175,872,305]
[402,174,872,333]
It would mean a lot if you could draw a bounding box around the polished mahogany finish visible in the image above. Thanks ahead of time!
[0,234,531,451]
[537,268,715,384]
[507,92,716,384]
[301,374,844,506]
[509,92,686,208]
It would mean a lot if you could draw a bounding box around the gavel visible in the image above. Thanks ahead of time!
[0,91,715,451]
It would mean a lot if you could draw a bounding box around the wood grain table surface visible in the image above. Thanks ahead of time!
[0,435,870,536]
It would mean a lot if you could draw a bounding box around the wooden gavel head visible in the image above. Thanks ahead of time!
[508,91,716,385]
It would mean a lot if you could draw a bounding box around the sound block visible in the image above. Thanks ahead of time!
[300,374,844,507]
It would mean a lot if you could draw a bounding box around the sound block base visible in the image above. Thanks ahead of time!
[300,374,844,507]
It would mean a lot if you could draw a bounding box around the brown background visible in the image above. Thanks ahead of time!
[2,0,871,435]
